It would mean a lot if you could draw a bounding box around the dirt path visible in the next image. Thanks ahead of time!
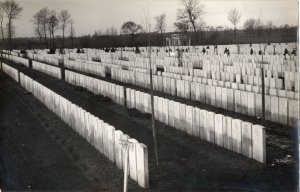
[1,60,298,191]
[0,72,143,191]
[0,73,96,190]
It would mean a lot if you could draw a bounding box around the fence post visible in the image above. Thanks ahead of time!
[261,63,265,124]
[29,59,32,68]
[121,140,130,192]
[59,58,65,80]
[0,51,2,70]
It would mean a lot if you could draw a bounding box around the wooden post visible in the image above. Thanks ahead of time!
[60,54,65,80]
[29,59,32,68]
[261,54,265,123]
[148,32,159,167]
[123,144,129,192]
[1,51,2,69]
[121,47,123,60]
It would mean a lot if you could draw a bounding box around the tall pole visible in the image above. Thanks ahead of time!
[261,52,265,123]
[123,143,129,192]
[148,31,159,167]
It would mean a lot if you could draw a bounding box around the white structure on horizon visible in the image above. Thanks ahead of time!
[166,34,191,47]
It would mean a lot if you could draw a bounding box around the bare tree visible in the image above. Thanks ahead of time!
[174,19,189,33]
[176,0,205,44]
[228,8,241,44]
[32,10,44,46]
[141,9,151,37]
[36,8,50,48]
[1,0,23,50]
[120,21,143,46]
[243,18,256,45]
[154,13,166,46]
[69,19,75,49]
[48,10,59,49]
[59,10,71,49]
[0,3,5,42]
[255,16,264,51]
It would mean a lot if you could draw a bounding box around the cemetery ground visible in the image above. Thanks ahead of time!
[0,60,298,191]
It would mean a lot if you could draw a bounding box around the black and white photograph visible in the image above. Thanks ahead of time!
[0,0,299,191]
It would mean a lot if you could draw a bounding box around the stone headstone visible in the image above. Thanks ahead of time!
[234,90,241,113]
[205,85,211,104]
[214,114,224,147]
[287,91,295,99]
[215,87,222,108]
[199,84,206,102]
[252,125,266,163]
[128,138,138,181]
[241,91,248,115]
[278,98,288,125]
[168,100,174,127]
[211,86,216,106]
[206,111,215,143]
[265,95,271,121]
[232,119,242,153]
[200,110,207,141]
[179,103,186,131]
[270,96,279,123]
[278,90,287,98]
[184,81,191,99]
[185,106,193,135]
[136,143,149,188]
[158,97,163,122]
[174,102,180,130]
[288,99,298,126]
[223,116,233,150]
[221,88,228,110]
[247,92,255,117]
[162,98,169,124]
[114,130,124,169]
[227,89,234,111]
[255,93,262,117]
[269,89,277,96]
[241,122,253,158]
[191,82,196,101]
[192,107,200,137]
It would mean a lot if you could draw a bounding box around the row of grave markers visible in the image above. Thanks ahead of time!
[66,67,267,163]
[17,55,300,127]
[110,67,297,126]
[111,67,298,102]
[125,87,266,163]
[6,53,298,98]
[4,54,30,68]
[1,64,149,189]
[65,70,125,106]
[28,54,59,66]
[2,63,19,82]
[62,66,267,163]
[32,61,62,79]
[5,54,298,127]
[64,59,106,78]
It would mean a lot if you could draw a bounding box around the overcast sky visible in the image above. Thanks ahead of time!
[10,0,299,37]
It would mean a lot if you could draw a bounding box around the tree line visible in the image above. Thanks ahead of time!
[0,0,22,50]
[32,8,73,51]
[0,0,297,50]
[31,0,296,50]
